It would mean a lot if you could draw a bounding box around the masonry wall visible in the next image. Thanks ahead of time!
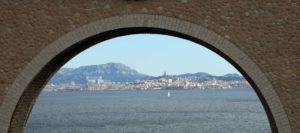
[0,0,299,132]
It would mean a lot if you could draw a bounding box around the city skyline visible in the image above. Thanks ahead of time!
[62,34,241,76]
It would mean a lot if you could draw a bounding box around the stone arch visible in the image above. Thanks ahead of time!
[0,14,291,133]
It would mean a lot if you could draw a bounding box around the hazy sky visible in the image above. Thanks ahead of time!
[62,34,240,76]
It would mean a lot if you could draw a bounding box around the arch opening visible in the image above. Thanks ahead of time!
[12,28,274,132]
[25,33,272,133]
[1,15,290,133]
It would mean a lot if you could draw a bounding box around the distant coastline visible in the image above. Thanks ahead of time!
[43,87,252,92]
[44,75,250,92]
[45,63,250,92]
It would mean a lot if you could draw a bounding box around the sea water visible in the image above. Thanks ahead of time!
[26,89,271,133]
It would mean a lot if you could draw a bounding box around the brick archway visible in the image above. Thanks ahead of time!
[0,14,292,133]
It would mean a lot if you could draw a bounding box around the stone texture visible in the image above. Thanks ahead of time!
[0,0,299,132]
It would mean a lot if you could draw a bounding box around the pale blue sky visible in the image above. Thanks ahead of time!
[62,34,240,76]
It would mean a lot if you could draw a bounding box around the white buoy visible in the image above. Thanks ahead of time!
[167,91,171,97]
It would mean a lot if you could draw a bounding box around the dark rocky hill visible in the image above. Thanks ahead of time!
[49,63,152,84]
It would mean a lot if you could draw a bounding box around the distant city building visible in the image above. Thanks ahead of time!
[163,71,167,77]
[97,76,103,84]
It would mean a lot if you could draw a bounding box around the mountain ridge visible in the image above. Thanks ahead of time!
[49,63,244,85]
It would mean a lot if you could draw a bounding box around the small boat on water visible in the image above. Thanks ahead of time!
[167,91,171,97]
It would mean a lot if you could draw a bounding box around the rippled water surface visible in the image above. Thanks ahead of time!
[26,89,271,133]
